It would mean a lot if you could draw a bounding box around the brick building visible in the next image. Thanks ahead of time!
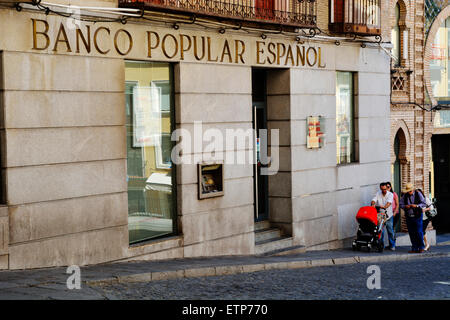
[388,0,432,232]
[388,0,450,233]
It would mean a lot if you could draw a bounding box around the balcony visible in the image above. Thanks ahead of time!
[329,0,381,36]
[119,0,317,29]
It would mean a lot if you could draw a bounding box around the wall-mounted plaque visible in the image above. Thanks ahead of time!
[306,116,325,149]
[198,163,224,199]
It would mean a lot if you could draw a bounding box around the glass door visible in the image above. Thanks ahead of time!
[253,103,269,222]
[252,69,269,222]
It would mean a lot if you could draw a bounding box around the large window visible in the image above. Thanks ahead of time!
[391,3,401,66]
[336,72,356,165]
[430,16,450,102]
[125,61,176,244]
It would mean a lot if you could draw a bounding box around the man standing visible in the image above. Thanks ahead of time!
[399,183,427,253]
[371,182,395,250]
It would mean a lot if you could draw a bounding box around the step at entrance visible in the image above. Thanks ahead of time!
[255,228,281,242]
[254,221,306,256]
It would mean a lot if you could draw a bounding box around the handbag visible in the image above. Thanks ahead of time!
[425,200,438,219]
[426,208,437,219]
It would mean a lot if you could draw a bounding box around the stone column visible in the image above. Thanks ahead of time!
[266,69,293,236]
[175,62,255,257]
[2,51,129,269]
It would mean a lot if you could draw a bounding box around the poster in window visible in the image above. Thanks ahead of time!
[306,116,325,149]
[132,86,162,147]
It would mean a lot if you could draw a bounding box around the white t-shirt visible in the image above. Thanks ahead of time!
[423,197,434,220]
[372,191,394,219]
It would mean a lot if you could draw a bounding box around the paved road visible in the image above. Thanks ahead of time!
[90,257,450,300]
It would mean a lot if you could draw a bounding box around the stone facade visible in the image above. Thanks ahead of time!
[0,0,391,269]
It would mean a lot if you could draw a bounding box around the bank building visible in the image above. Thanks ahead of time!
[0,0,392,270]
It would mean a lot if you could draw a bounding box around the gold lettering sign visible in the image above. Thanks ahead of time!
[193,36,206,60]
[162,33,178,59]
[53,23,72,52]
[32,19,50,50]
[30,18,326,68]
[180,34,191,60]
[76,26,91,53]
[94,27,110,54]
[114,29,133,56]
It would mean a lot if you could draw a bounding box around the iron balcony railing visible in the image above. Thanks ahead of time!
[119,0,317,28]
[329,0,381,36]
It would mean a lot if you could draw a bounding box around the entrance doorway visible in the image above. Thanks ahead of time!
[393,131,402,232]
[252,69,269,222]
[432,134,450,233]
[393,132,401,196]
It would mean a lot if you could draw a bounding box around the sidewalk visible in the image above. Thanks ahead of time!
[437,233,450,246]
[0,245,449,299]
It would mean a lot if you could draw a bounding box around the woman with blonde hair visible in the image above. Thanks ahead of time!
[417,188,434,251]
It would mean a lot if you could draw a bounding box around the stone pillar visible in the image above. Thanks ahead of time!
[289,68,341,248]
[175,62,255,257]
[266,69,293,236]
[2,51,129,269]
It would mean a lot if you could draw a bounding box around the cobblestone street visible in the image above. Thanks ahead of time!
[89,256,450,300]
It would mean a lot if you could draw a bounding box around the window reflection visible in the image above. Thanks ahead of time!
[336,72,355,165]
[125,61,175,244]
[430,16,450,101]
[391,3,401,65]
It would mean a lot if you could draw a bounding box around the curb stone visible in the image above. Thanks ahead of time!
[152,270,185,281]
[242,264,265,273]
[311,259,334,267]
[332,257,358,265]
[184,267,216,278]
[119,273,151,283]
[215,265,244,276]
[85,251,450,286]
[264,262,289,270]
[286,260,312,269]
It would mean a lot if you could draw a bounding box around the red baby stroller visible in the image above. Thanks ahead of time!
[352,206,386,253]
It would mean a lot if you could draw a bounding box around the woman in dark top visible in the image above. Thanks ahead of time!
[417,189,433,251]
